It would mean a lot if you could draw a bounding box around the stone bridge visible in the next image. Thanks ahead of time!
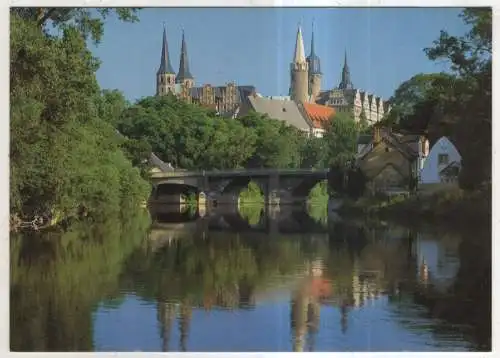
[149,168,329,206]
[148,205,330,251]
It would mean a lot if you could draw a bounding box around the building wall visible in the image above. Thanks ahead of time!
[290,64,309,103]
[359,140,412,180]
[369,164,407,193]
[420,137,462,184]
[319,88,387,123]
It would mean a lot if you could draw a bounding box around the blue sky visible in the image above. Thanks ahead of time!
[90,8,469,102]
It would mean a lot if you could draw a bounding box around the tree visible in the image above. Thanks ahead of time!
[11,8,140,44]
[358,110,369,129]
[97,89,131,126]
[424,8,491,189]
[386,8,491,190]
[118,96,260,170]
[345,167,366,200]
[237,111,304,169]
[300,136,327,169]
[10,11,149,221]
[322,112,358,166]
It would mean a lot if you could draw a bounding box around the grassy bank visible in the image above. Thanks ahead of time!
[339,183,491,229]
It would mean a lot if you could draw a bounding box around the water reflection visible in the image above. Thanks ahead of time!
[10,204,491,352]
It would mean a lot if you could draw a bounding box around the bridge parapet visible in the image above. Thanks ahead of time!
[150,168,329,180]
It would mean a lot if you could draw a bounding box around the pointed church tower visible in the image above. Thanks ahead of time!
[338,50,354,90]
[176,29,194,88]
[289,25,309,103]
[156,24,176,96]
[306,21,322,101]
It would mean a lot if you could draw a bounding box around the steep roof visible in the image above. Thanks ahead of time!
[293,25,306,64]
[300,102,335,129]
[247,96,310,131]
[306,26,321,75]
[176,30,194,82]
[157,25,175,75]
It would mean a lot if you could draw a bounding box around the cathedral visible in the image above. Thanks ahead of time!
[155,24,390,123]
[155,25,256,117]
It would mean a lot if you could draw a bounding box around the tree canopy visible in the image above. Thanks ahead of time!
[10,9,150,222]
[116,95,360,171]
[383,8,491,190]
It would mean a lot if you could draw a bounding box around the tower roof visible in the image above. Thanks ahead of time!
[157,24,175,75]
[338,49,353,90]
[306,23,321,75]
[177,30,194,82]
[293,25,306,64]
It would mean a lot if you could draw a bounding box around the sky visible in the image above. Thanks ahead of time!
[90,7,470,102]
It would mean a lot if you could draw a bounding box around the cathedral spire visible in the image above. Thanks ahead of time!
[338,49,353,90]
[177,29,194,83]
[158,23,175,75]
[293,24,306,64]
[306,20,321,75]
[310,20,316,58]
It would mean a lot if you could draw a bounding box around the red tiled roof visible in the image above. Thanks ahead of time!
[302,102,335,129]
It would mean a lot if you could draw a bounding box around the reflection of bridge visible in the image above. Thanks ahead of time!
[148,204,330,241]
[149,168,329,206]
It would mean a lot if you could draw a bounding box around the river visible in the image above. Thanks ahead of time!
[10,204,491,352]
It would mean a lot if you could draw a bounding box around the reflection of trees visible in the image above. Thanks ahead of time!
[238,204,264,226]
[306,203,328,226]
[10,212,151,351]
[379,225,491,351]
[406,229,491,351]
[324,220,417,318]
[120,233,322,312]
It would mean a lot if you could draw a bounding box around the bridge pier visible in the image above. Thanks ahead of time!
[266,174,280,206]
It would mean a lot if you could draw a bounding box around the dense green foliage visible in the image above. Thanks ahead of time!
[384,8,491,190]
[116,95,360,171]
[10,10,150,222]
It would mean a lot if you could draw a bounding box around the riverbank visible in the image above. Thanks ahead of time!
[338,183,491,230]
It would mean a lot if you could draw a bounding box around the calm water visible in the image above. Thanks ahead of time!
[10,204,491,352]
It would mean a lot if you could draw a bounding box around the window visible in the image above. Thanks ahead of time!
[438,153,449,165]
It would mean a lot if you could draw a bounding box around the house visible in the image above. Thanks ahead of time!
[420,136,462,185]
[298,102,335,137]
[238,94,333,138]
[356,125,429,194]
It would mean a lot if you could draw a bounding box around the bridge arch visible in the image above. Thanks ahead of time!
[220,176,266,195]
[290,177,328,198]
[152,182,201,201]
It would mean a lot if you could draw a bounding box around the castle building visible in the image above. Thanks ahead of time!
[287,25,391,124]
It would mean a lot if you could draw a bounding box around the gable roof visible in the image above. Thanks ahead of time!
[358,127,420,161]
[370,162,407,180]
[247,96,310,130]
[301,102,335,129]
